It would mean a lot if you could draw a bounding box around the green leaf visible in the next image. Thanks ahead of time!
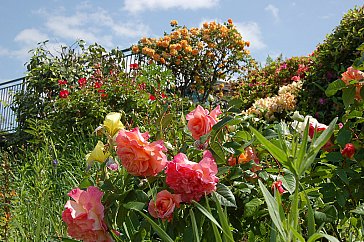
[215,183,236,207]
[342,86,356,108]
[249,126,289,169]
[212,192,235,242]
[78,177,94,189]
[234,130,252,142]
[192,201,223,231]
[314,205,338,224]
[279,170,296,194]
[307,233,340,242]
[306,195,315,238]
[190,209,200,242]
[258,180,286,238]
[336,128,352,147]
[161,113,173,129]
[123,202,145,211]
[132,209,174,242]
[244,198,264,217]
[351,204,364,215]
[210,142,225,165]
[325,79,346,96]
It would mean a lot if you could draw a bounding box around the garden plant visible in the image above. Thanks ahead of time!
[0,7,364,242]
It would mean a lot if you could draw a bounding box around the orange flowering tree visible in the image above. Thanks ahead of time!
[132,19,255,102]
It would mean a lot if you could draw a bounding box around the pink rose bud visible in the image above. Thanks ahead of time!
[271,180,286,195]
[341,143,355,159]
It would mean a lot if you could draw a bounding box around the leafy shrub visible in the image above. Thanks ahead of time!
[298,6,364,123]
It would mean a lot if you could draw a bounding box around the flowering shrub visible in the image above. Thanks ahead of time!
[132,19,255,101]
[242,80,303,120]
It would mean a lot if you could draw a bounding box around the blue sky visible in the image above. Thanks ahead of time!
[0,0,362,82]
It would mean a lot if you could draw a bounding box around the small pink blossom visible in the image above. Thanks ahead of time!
[148,190,181,221]
[291,75,301,82]
[271,180,286,194]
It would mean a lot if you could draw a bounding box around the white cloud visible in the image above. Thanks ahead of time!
[265,4,280,22]
[14,29,49,45]
[123,0,219,14]
[235,22,266,50]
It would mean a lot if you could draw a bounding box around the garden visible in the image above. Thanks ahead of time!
[0,6,363,242]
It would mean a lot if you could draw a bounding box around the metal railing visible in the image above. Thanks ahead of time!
[0,77,25,132]
[0,48,141,133]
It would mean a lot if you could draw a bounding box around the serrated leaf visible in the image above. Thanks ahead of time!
[215,183,236,207]
[244,198,264,217]
[78,177,94,189]
[325,79,346,96]
[210,142,225,165]
[336,128,352,147]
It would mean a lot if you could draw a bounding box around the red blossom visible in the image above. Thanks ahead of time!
[341,143,355,159]
[130,63,139,70]
[59,89,69,98]
[149,94,156,101]
[58,79,68,85]
[161,93,167,98]
[94,81,103,89]
[291,75,301,82]
[271,180,286,194]
[78,77,87,87]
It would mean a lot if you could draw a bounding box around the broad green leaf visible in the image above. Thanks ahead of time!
[190,209,200,242]
[215,183,236,207]
[210,142,225,165]
[161,113,173,129]
[314,205,338,224]
[249,126,288,167]
[279,170,296,194]
[244,198,264,217]
[132,209,174,242]
[234,130,252,142]
[325,79,346,96]
[258,180,286,238]
[351,204,364,215]
[342,86,356,108]
[78,177,94,189]
[336,128,352,147]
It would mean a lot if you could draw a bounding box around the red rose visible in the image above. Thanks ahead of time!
[78,77,87,87]
[149,94,156,101]
[341,143,355,159]
[58,79,68,85]
[59,89,69,98]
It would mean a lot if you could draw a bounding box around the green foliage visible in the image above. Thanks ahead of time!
[298,6,364,123]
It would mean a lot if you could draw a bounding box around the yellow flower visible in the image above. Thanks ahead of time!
[104,112,124,137]
[86,141,110,165]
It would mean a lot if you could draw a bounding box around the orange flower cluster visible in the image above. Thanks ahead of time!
[132,19,253,101]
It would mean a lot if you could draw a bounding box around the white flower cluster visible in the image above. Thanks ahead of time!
[243,80,303,120]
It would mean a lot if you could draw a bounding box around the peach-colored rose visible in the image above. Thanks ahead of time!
[238,146,262,173]
[186,105,222,140]
[62,186,113,242]
[341,66,364,85]
[115,127,167,177]
[148,190,181,221]
[166,150,219,203]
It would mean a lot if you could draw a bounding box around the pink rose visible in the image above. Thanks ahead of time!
[341,143,355,159]
[166,150,219,203]
[62,186,113,242]
[186,105,222,140]
[148,190,181,221]
[116,127,167,177]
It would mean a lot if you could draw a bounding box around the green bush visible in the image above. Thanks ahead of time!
[298,6,364,123]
